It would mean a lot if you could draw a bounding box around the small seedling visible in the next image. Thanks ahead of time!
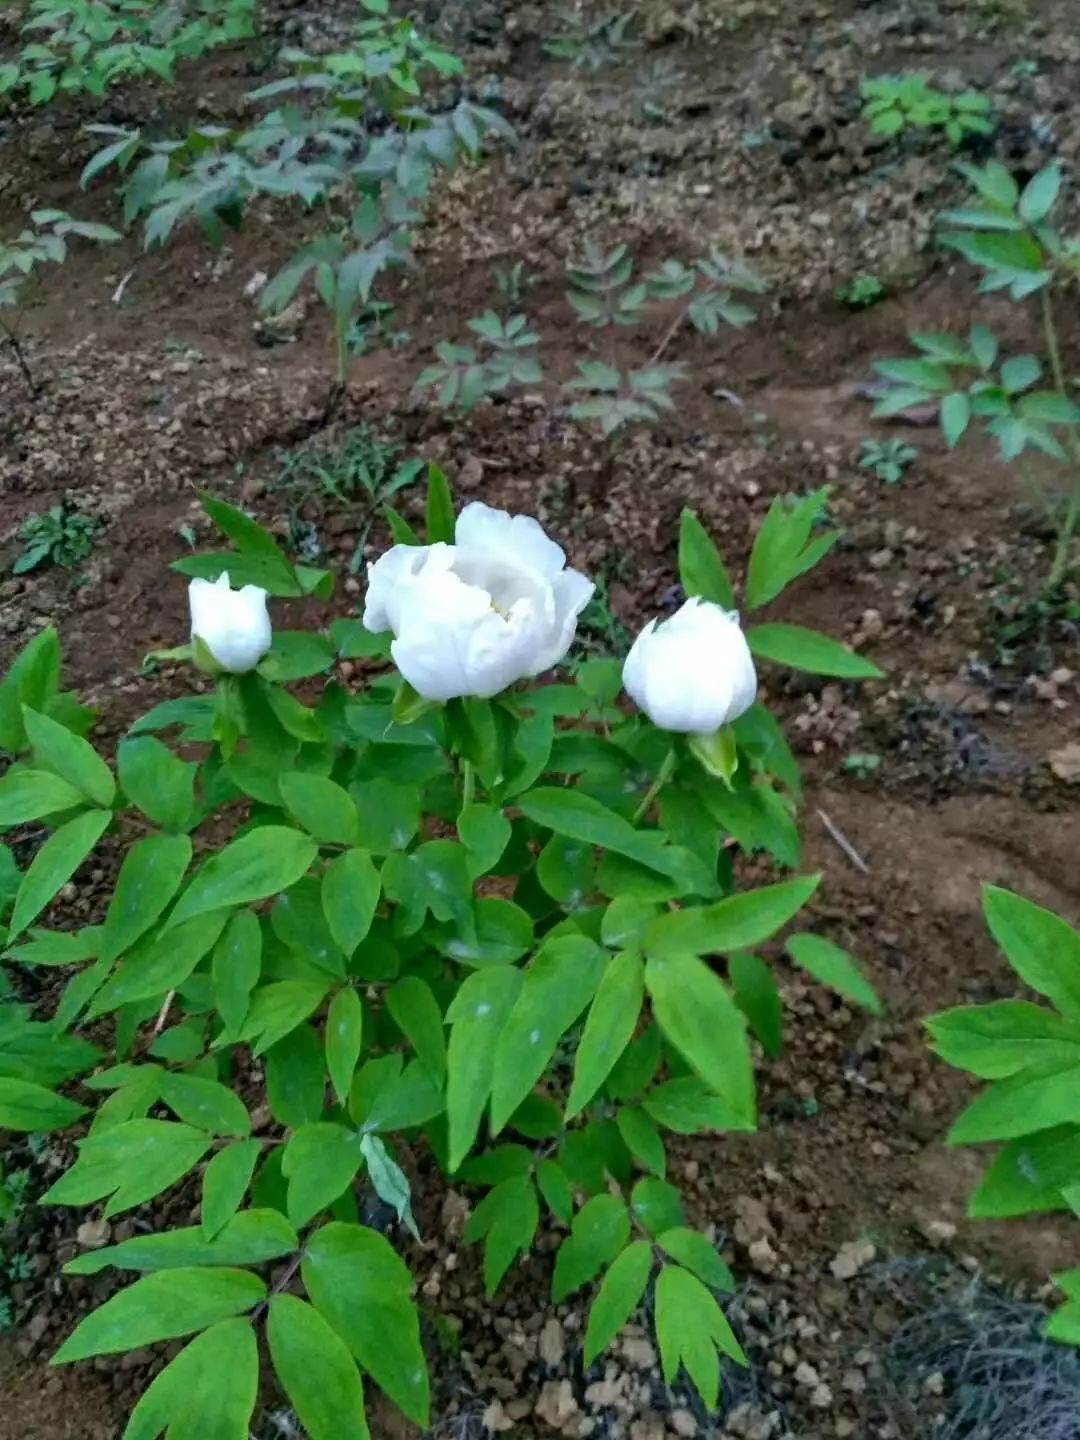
[414,312,542,413]
[859,438,918,484]
[844,753,882,778]
[13,505,98,575]
[861,73,995,148]
[836,274,885,309]
[543,8,637,69]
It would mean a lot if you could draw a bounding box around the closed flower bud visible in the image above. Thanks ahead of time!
[188,572,272,675]
[363,503,594,702]
[623,598,757,734]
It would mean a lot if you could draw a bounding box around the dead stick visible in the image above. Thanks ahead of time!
[816,808,869,874]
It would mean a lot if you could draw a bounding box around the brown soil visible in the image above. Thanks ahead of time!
[3,0,1080,1437]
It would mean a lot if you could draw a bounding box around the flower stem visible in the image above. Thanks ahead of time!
[1038,286,1080,590]
[460,759,476,812]
[633,748,677,825]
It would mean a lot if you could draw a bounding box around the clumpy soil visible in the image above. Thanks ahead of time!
[3,0,1080,1437]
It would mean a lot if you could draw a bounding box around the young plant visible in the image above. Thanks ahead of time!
[0,473,882,1435]
[858,437,918,485]
[0,209,120,391]
[860,73,995,148]
[542,7,637,69]
[0,0,254,104]
[870,160,1080,592]
[928,886,1080,1347]
[836,273,885,309]
[413,312,543,412]
[12,505,98,575]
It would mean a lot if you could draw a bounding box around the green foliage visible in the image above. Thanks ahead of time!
[870,159,1080,591]
[414,312,542,413]
[930,886,1080,1345]
[543,8,637,69]
[12,504,98,576]
[0,0,255,105]
[858,437,918,485]
[0,477,886,1431]
[835,273,885,308]
[860,73,995,147]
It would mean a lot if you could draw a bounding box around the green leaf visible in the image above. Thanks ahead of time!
[265,1023,327,1126]
[0,627,60,753]
[583,1240,653,1366]
[644,875,820,959]
[360,1134,419,1240]
[101,833,191,964]
[23,705,114,808]
[167,827,317,929]
[631,1176,685,1234]
[0,768,86,826]
[42,1118,212,1218]
[464,1173,539,1296]
[53,1267,265,1365]
[202,1140,262,1239]
[65,1209,297,1276]
[730,951,783,1057]
[259,631,336,683]
[967,1126,1080,1218]
[655,1264,746,1410]
[1019,165,1061,224]
[117,736,197,832]
[948,1063,1080,1144]
[386,976,446,1083]
[536,1158,575,1223]
[645,954,754,1126]
[744,489,836,610]
[326,988,365,1105]
[322,849,381,956]
[983,885,1080,1019]
[89,911,228,1017]
[657,1227,735,1292]
[198,491,296,587]
[280,773,360,846]
[240,980,329,1057]
[0,1076,87,1131]
[941,390,972,448]
[616,1107,666,1177]
[425,462,455,543]
[678,509,734,608]
[212,909,262,1036]
[1046,1302,1080,1346]
[491,936,606,1132]
[9,809,111,939]
[787,934,881,1014]
[567,950,642,1117]
[269,1295,370,1440]
[446,965,523,1170]
[643,1076,752,1134]
[303,1222,429,1427]
[925,1001,1080,1080]
[459,803,512,879]
[122,1318,258,1440]
[284,1123,364,1228]
[552,1194,630,1302]
[748,624,883,679]
[159,1072,251,1136]
[518,787,681,871]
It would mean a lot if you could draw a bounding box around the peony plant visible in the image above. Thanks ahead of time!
[0,469,883,1436]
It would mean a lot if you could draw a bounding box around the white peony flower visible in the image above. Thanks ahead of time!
[363,502,594,702]
[622,598,758,734]
[188,571,272,674]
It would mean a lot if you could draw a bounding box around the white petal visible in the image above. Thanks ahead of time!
[621,600,755,733]
[525,566,595,676]
[363,544,439,635]
[189,572,271,674]
[456,502,567,581]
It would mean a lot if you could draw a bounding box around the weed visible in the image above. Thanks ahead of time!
[859,437,918,484]
[844,752,882,778]
[543,7,637,69]
[836,274,885,309]
[13,505,98,575]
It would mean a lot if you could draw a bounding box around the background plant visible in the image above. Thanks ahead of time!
[0,208,119,390]
[858,437,918,485]
[928,885,1080,1347]
[860,73,994,148]
[870,160,1080,593]
[12,504,98,575]
[0,470,882,1435]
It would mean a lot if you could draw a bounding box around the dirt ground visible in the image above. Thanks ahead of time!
[3,0,1080,1436]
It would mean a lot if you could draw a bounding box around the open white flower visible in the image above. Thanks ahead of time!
[188,571,272,674]
[623,598,757,733]
[363,503,594,701]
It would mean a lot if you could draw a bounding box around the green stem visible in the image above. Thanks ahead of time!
[1039,286,1080,589]
[633,748,677,825]
[336,315,349,388]
[460,759,476,813]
